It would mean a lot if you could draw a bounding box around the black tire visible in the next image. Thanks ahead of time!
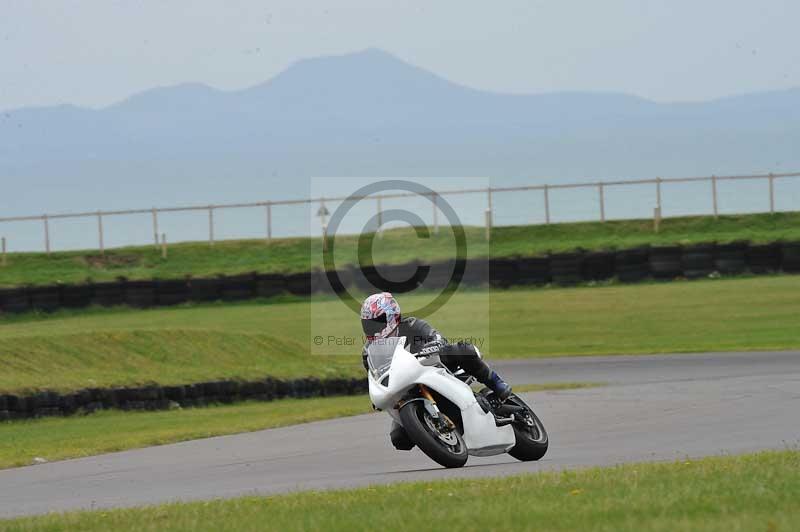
[399,401,468,468]
[746,243,781,273]
[516,257,551,286]
[582,251,615,281]
[781,242,800,272]
[489,258,518,288]
[616,247,651,283]
[650,246,683,279]
[550,252,584,286]
[715,259,747,275]
[505,394,549,462]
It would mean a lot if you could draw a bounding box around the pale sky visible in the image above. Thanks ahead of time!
[1,0,798,110]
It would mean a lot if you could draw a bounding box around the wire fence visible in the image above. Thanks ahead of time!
[1,171,798,255]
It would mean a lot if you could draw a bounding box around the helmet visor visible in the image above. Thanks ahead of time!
[361,315,387,337]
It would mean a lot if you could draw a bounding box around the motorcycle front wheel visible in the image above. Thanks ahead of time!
[399,401,468,468]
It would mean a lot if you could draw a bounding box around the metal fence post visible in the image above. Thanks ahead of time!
[598,183,606,222]
[265,203,272,243]
[317,199,329,239]
[654,207,662,233]
[711,175,718,218]
[656,177,662,210]
[769,173,775,214]
[376,196,383,237]
[97,211,105,255]
[432,193,439,234]
[486,188,493,236]
[151,208,159,248]
[208,205,215,246]
[161,233,168,259]
[543,184,551,224]
[43,214,51,255]
[1,237,6,266]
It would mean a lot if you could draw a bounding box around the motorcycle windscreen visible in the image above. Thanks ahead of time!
[365,336,405,379]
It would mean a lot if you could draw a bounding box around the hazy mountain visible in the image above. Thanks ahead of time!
[1,48,799,217]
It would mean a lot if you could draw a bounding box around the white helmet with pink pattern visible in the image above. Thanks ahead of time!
[360,292,401,340]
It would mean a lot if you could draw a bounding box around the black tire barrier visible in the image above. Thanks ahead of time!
[460,259,489,287]
[3,240,800,316]
[91,282,126,307]
[28,286,62,312]
[124,280,156,308]
[356,263,426,294]
[582,251,615,281]
[0,288,31,313]
[781,242,800,273]
[682,243,716,280]
[320,267,354,295]
[616,247,650,283]
[352,265,380,293]
[156,279,191,306]
[514,257,551,285]
[715,241,749,275]
[746,243,782,274]
[0,376,370,421]
[359,265,384,294]
[188,277,221,302]
[489,259,519,288]
[649,246,683,280]
[60,284,93,308]
[285,272,318,296]
[550,252,584,286]
[418,260,458,291]
[256,273,286,298]
[369,262,426,293]
[218,273,257,301]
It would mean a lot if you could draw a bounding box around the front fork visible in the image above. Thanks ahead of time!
[418,384,437,411]
[413,384,455,431]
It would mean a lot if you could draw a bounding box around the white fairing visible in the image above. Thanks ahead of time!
[367,337,515,456]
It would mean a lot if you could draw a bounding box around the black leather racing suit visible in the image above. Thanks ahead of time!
[361,316,494,385]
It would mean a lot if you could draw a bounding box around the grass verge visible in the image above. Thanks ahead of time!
[1,275,799,394]
[3,450,798,531]
[0,383,594,470]
[1,212,799,287]
[0,329,361,394]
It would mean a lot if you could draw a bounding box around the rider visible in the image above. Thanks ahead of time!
[360,292,512,401]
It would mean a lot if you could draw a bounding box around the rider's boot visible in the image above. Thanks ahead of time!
[486,371,512,402]
[444,345,512,402]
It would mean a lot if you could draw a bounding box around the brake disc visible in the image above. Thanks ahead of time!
[424,414,458,446]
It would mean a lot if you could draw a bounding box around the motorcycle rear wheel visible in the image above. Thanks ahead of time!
[399,401,468,468]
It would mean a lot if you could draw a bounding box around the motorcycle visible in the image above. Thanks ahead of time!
[366,336,548,468]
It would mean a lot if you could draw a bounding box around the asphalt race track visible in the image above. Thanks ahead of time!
[1,351,799,519]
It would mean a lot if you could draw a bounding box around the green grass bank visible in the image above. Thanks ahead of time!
[3,450,797,531]
[1,275,798,394]
[1,212,799,287]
